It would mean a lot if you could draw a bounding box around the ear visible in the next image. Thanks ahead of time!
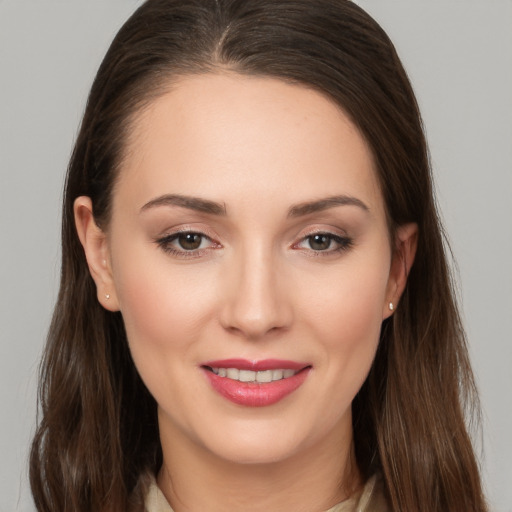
[74,196,120,312]
[382,223,418,319]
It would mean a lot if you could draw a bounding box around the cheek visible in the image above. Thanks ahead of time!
[111,249,220,421]
[297,251,390,387]
[110,240,217,363]
[303,258,389,339]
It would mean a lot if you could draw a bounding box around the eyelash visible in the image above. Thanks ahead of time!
[155,230,353,259]
[155,231,219,259]
[294,232,354,256]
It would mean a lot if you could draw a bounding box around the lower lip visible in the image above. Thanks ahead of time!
[203,368,310,407]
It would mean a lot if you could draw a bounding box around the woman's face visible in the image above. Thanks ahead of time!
[82,73,408,465]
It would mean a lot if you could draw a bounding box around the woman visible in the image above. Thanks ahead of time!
[29,1,488,511]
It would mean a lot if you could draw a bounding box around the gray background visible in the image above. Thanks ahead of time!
[0,1,510,510]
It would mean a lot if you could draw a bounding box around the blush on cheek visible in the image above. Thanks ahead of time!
[318,269,386,331]
[122,283,188,349]
[313,270,386,384]
[117,261,218,356]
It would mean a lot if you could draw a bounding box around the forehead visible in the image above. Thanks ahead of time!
[115,73,384,217]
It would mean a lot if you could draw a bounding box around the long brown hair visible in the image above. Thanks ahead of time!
[30,1,487,510]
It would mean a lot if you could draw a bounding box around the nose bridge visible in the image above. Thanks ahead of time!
[220,240,291,339]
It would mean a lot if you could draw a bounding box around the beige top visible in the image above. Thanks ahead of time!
[145,474,388,512]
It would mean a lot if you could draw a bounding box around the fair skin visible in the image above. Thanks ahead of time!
[75,73,417,512]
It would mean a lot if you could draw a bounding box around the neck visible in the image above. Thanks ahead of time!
[156,411,361,512]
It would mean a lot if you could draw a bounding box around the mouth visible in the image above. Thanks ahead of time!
[206,366,300,383]
[201,359,311,407]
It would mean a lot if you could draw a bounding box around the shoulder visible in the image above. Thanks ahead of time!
[356,474,389,512]
[328,475,389,512]
[144,478,174,512]
[144,474,388,512]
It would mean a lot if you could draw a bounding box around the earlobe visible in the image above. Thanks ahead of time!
[382,222,418,319]
[74,196,120,311]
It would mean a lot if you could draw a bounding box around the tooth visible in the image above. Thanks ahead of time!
[239,370,257,382]
[256,370,272,383]
[272,369,284,381]
[214,367,296,382]
[226,368,239,380]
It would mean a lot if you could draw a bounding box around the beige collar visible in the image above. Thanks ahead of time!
[145,474,387,512]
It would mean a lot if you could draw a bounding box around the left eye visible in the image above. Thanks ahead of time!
[297,233,351,252]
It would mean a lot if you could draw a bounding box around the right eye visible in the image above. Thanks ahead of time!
[155,231,218,258]
[173,232,206,251]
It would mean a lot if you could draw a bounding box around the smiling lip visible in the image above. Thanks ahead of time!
[201,359,311,407]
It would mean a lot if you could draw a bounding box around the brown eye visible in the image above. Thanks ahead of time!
[308,234,332,251]
[178,233,203,250]
[295,232,353,255]
[156,230,218,257]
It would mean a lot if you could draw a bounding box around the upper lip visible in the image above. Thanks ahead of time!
[202,358,310,371]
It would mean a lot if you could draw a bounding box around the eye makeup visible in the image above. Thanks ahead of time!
[154,226,354,260]
[154,229,221,259]
[294,231,354,255]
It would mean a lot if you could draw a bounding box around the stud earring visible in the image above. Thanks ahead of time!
[388,302,394,311]
[105,294,111,300]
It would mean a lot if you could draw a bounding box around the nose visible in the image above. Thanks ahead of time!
[219,246,293,340]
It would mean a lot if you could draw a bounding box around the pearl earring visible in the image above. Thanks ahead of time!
[105,294,111,300]
[388,302,394,311]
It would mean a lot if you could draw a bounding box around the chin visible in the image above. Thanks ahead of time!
[195,417,330,467]
[209,438,302,466]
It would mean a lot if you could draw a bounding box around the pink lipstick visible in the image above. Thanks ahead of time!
[201,359,311,407]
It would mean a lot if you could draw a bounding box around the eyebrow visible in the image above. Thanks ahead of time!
[140,193,369,217]
[140,194,227,215]
[287,195,369,217]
